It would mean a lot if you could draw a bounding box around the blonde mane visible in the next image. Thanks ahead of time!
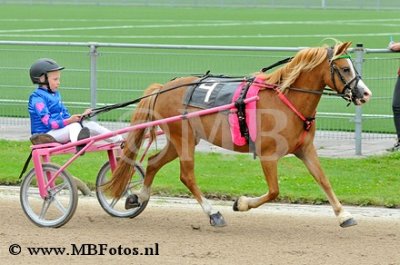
[259,41,347,91]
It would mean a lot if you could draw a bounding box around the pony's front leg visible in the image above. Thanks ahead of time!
[234,160,279,211]
[296,145,357,228]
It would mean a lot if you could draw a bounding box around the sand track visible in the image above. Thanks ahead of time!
[1,190,399,265]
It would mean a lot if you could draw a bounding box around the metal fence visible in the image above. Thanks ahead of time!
[0,40,398,154]
[1,0,400,10]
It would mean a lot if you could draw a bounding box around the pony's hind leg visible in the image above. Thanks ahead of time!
[171,131,226,227]
[296,145,357,228]
[178,157,226,227]
[125,139,178,209]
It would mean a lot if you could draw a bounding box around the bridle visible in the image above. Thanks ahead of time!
[328,49,363,104]
[288,48,364,105]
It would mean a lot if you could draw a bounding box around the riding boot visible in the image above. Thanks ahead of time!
[30,133,57,145]
[76,127,90,155]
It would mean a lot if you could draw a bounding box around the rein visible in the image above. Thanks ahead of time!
[85,76,252,119]
[287,87,354,107]
[260,57,293,72]
[84,57,292,120]
[288,87,350,98]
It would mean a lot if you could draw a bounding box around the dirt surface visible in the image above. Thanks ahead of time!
[1,188,399,265]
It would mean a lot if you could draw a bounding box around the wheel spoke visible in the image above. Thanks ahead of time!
[50,182,68,196]
[109,198,119,208]
[123,188,133,197]
[39,199,51,220]
[52,196,67,215]
[131,179,142,188]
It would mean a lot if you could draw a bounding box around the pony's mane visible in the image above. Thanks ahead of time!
[260,41,347,91]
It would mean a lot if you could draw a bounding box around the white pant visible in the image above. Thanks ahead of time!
[47,121,123,144]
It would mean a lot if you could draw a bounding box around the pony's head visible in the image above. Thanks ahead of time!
[263,41,372,106]
[326,42,372,105]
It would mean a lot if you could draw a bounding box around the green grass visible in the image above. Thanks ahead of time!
[0,5,398,47]
[0,5,399,133]
[1,6,399,208]
[2,140,399,208]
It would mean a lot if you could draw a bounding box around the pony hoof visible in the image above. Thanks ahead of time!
[232,197,249,211]
[209,212,226,227]
[125,194,140,209]
[233,199,239,211]
[340,218,357,228]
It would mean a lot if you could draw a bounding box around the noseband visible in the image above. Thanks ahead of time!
[327,49,363,104]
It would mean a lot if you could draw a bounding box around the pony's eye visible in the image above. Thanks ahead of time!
[342,67,351,73]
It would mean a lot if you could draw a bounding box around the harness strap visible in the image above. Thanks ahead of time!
[261,57,293,73]
[296,130,311,151]
[252,80,315,148]
[276,90,308,124]
[182,74,212,111]
[234,79,257,156]
[19,151,32,180]
[274,87,315,148]
[235,80,252,140]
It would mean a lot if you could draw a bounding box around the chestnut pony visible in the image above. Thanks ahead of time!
[105,41,372,228]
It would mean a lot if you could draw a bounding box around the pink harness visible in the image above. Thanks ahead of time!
[229,76,315,149]
[229,76,264,146]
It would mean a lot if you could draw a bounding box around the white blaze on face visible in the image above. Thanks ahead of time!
[347,58,372,104]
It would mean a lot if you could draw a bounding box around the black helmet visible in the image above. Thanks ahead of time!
[29,58,65,84]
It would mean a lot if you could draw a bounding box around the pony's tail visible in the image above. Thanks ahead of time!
[104,83,162,198]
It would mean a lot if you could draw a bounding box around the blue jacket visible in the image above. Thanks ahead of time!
[28,87,71,134]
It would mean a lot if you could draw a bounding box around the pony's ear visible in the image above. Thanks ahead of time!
[335,42,352,55]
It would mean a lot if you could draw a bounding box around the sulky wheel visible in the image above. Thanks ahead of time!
[95,161,148,218]
[20,163,78,228]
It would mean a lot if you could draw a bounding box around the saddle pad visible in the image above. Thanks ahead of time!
[183,75,264,147]
[183,77,242,110]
